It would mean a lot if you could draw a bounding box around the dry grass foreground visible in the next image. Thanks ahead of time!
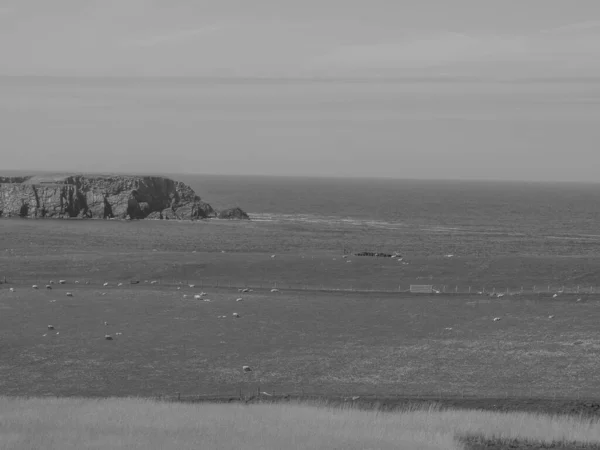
[1,397,600,450]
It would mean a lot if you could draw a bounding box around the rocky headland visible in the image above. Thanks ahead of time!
[0,173,249,221]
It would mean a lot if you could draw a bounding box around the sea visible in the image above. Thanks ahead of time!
[2,76,600,241]
[178,174,600,239]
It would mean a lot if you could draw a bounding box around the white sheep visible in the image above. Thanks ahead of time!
[117,283,123,287]
[552,293,558,298]
[183,294,190,299]
[548,315,555,319]
[270,288,279,292]
[177,287,181,290]
[74,281,79,284]
[46,285,52,290]
[271,255,276,258]
[189,284,195,288]
[66,292,73,297]
[493,317,501,322]
[47,325,54,330]
[32,285,38,289]
[115,332,122,336]
[49,280,55,284]
[194,294,201,300]
[203,299,211,302]
[236,298,243,302]
[241,288,249,293]
[59,280,66,284]
[150,280,158,285]
[233,312,240,318]
[103,282,109,287]
[243,366,252,372]
[105,335,113,340]
[9,288,14,292]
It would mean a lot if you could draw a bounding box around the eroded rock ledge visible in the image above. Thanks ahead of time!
[0,173,249,220]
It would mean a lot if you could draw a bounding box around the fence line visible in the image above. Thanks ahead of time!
[2,276,599,296]
[146,387,598,403]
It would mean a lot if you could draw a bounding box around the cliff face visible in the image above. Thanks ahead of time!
[0,174,243,220]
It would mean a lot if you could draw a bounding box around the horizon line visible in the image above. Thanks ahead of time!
[2,169,598,186]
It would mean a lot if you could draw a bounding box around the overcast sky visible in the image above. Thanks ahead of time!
[1,1,600,181]
[1,0,600,77]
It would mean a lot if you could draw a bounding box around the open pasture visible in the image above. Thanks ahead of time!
[1,280,599,399]
[3,217,600,291]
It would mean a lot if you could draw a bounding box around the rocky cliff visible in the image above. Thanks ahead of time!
[0,173,248,220]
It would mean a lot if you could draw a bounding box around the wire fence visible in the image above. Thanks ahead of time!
[2,276,599,296]
[146,387,599,404]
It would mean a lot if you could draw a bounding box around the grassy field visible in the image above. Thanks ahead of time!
[1,397,600,450]
[3,217,600,291]
[2,277,599,400]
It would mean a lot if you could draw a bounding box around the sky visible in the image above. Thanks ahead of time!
[1,0,600,181]
[1,0,600,77]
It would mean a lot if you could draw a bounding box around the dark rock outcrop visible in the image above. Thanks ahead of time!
[0,173,248,221]
[218,207,250,220]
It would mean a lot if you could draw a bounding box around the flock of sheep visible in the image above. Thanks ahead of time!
[8,277,288,373]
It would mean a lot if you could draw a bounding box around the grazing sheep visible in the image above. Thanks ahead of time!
[241,288,249,293]
[271,288,279,292]
[493,317,501,321]
[177,287,181,290]
[115,332,122,336]
[117,283,123,287]
[85,281,90,285]
[9,288,14,292]
[49,280,55,285]
[101,292,107,296]
[103,282,109,287]
[342,255,348,259]
[66,292,73,297]
[56,332,59,335]
[74,281,79,284]
[150,281,158,285]
[194,294,201,300]
[32,285,38,289]
[233,312,240,318]
[497,293,504,298]
[183,294,190,299]
[242,366,252,372]
[46,285,52,290]
[271,255,276,258]
[189,284,195,288]
[203,299,211,302]
[42,334,47,337]
[49,300,56,303]
[47,325,54,330]
[104,321,108,326]
[59,280,66,284]
[105,335,113,340]
[552,293,558,298]
[445,327,453,330]
[548,315,555,319]
[236,298,243,302]
[576,298,582,302]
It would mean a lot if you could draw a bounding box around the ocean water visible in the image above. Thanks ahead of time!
[179,174,600,238]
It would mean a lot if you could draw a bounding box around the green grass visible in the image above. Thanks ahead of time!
[2,282,599,398]
[1,397,600,450]
[2,217,600,400]
[2,217,600,291]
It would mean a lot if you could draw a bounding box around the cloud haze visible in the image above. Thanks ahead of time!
[1,0,600,78]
